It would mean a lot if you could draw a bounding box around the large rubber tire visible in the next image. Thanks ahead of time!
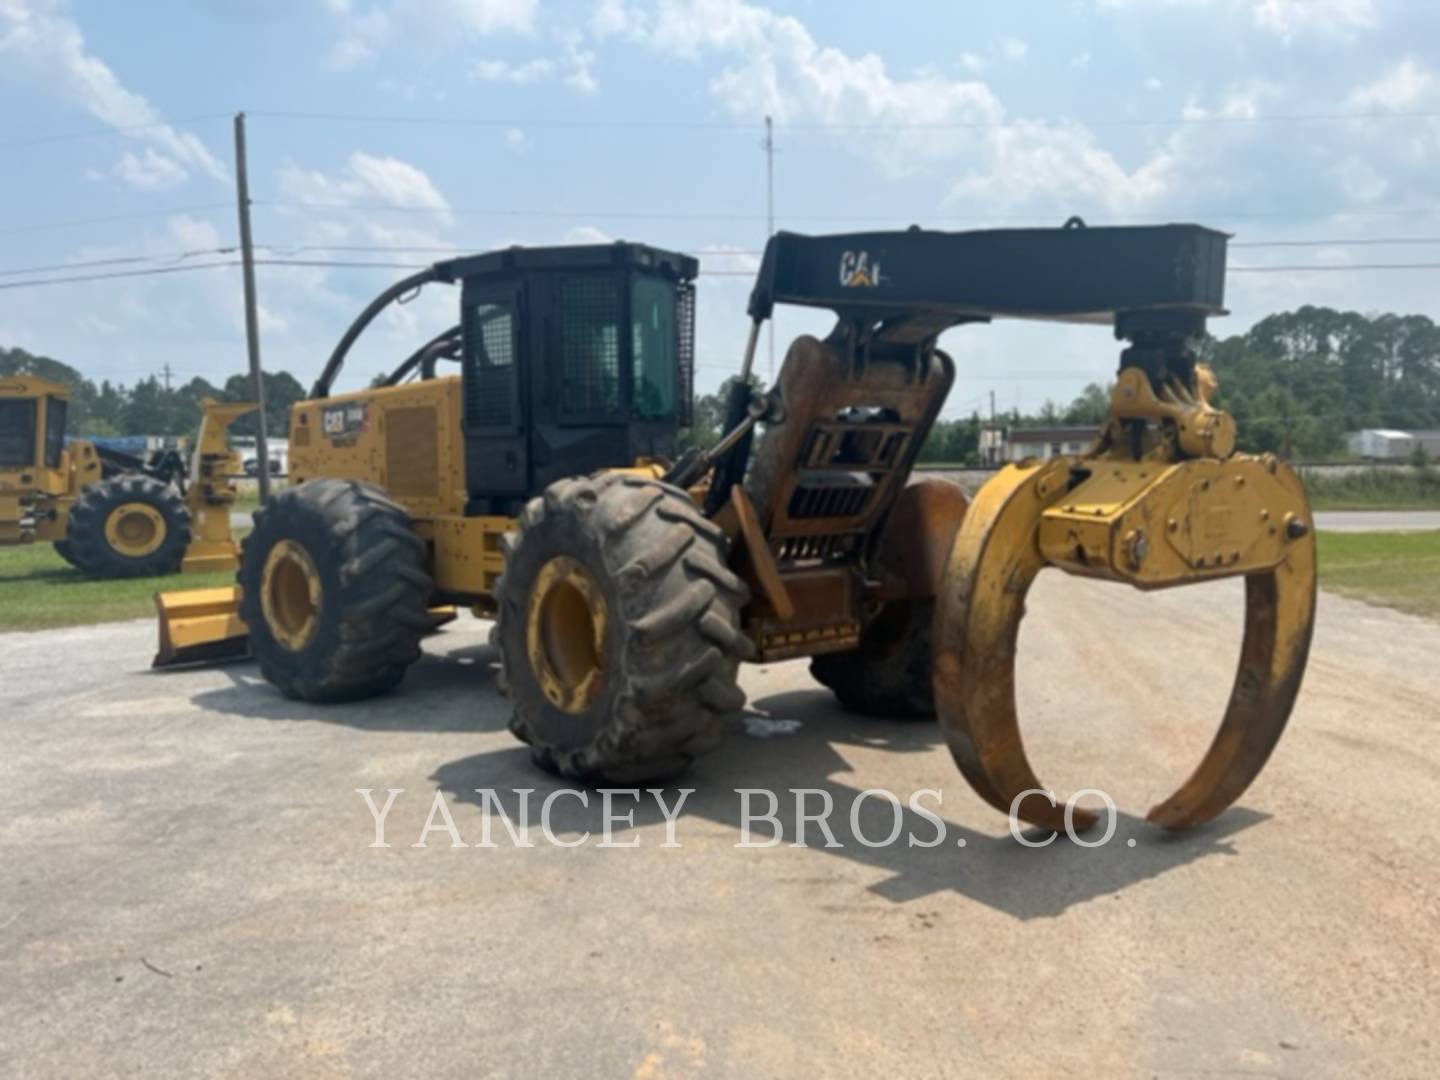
[494,473,751,783]
[239,479,433,703]
[64,474,191,578]
[52,539,80,568]
[810,598,936,717]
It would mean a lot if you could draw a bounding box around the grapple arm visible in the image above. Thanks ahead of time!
[934,314,1317,833]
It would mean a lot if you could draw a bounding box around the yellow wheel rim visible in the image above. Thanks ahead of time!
[526,556,608,714]
[260,539,322,651]
[104,502,165,558]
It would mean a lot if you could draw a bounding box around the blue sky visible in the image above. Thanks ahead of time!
[3,0,1439,416]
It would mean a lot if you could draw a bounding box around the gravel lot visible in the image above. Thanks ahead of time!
[1,575,1437,1077]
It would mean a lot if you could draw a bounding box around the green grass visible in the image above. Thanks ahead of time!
[0,542,238,633]
[1304,467,1440,510]
[1316,530,1440,620]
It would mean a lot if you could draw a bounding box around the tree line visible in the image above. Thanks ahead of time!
[7,305,1440,460]
[686,306,1440,463]
[0,346,304,440]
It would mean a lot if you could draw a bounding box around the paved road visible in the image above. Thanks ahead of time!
[2,579,1437,1077]
[1313,510,1440,532]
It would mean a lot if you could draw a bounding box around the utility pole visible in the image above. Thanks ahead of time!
[989,389,997,465]
[161,362,172,392]
[234,111,271,502]
[763,115,775,382]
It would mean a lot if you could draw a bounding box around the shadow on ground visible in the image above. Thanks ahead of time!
[431,684,1269,919]
[183,640,503,733]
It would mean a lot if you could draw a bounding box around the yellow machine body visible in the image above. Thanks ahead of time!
[0,375,102,546]
[180,398,261,574]
[288,376,513,607]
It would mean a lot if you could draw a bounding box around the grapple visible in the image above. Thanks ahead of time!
[934,332,1317,832]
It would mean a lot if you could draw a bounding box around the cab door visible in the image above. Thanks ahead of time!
[460,280,530,505]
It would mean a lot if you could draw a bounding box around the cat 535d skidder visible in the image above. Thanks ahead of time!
[155,225,1316,833]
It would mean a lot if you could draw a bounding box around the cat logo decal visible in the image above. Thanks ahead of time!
[839,250,884,288]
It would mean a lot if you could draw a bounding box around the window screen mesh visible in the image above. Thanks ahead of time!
[560,277,621,416]
[465,301,515,429]
[0,399,37,468]
[44,397,66,468]
[677,281,695,426]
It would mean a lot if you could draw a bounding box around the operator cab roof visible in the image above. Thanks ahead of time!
[432,241,698,284]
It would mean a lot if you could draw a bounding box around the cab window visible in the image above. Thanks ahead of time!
[559,276,621,417]
[631,276,676,419]
[0,398,37,468]
[44,397,67,468]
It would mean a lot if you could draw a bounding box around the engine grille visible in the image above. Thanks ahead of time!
[385,406,439,498]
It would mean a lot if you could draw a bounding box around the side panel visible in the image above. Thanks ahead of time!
[289,378,466,520]
[417,514,515,613]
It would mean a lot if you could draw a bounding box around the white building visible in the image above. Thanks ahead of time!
[1001,425,1099,463]
[1345,429,1440,460]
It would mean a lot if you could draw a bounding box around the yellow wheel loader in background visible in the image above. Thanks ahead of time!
[0,374,255,577]
[156,225,1317,833]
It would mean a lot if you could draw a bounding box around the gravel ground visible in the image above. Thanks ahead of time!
[1,576,1437,1077]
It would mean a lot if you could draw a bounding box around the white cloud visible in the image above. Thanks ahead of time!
[1252,0,1374,42]
[472,56,555,83]
[589,0,637,37]
[0,0,225,182]
[1346,57,1438,112]
[959,37,1027,75]
[113,147,187,191]
[1094,0,1376,42]
[469,42,597,92]
[278,152,453,223]
[1332,156,1388,202]
[505,126,531,154]
[619,0,1189,206]
[324,0,537,67]
[563,42,598,93]
[563,224,614,244]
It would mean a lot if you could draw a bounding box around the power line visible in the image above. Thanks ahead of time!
[1231,263,1440,272]
[11,254,1440,293]
[251,242,762,259]
[0,113,232,150]
[255,198,1440,225]
[0,247,237,279]
[1231,236,1440,248]
[0,203,234,237]
[243,107,1440,132]
[0,261,238,291]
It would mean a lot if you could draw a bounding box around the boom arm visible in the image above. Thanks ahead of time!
[746,222,1228,328]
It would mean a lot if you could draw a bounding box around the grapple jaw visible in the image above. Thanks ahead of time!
[935,357,1318,833]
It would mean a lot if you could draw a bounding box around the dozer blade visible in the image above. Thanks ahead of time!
[933,454,1317,833]
[153,586,250,668]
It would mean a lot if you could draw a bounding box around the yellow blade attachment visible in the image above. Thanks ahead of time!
[153,586,250,668]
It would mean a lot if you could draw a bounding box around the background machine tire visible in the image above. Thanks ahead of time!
[238,479,433,703]
[810,598,936,717]
[52,539,80,568]
[64,474,191,578]
[495,473,751,784]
